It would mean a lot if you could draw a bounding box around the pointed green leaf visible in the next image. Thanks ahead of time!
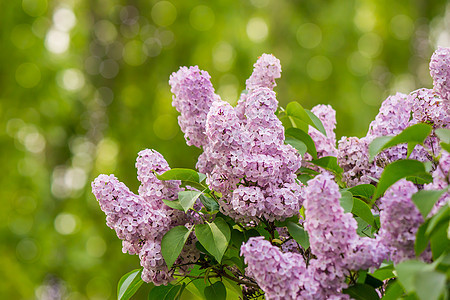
[204,281,226,300]
[311,156,343,175]
[285,137,307,156]
[374,160,432,199]
[339,190,354,213]
[414,219,430,257]
[348,184,376,201]
[369,124,432,161]
[287,221,310,250]
[161,225,193,269]
[414,270,446,300]
[162,199,184,211]
[395,260,431,292]
[352,198,375,227]
[286,102,326,135]
[178,190,204,212]
[157,168,200,182]
[412,189,446,219]
[381,281,404,300]
[371,264,395,281]
[285,127,317,159]
[305,109,327,136]
[199,194,219,212]
[195,217,231,262]
[343,283,380,300]
[148,284,182,300]
[118,269,144,300]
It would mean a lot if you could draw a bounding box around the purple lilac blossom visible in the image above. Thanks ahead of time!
[425,151,450,215]
[337,136,374,187]
[303,173,386,292]
[409,88,450,129]
[240,236,317,300]
[430,47,450,101]
[309,104,338,158]
[169,66,219,148]
[236,54,282,121]
[377,180,430,264]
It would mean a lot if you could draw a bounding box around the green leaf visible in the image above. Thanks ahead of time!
[412,189,446,219]
[162,199,184,211]
[204,281,226,300]
[285,102,326,135]
[118,269,144,300]
[369,124,432,160]
[161,225,193,269]
[289,116,310,132]
[178,190,204,212]
[297,174,314,185]
[148,284,182,300]
[285,127,318,159]
[310,156,343,175]
[352,198,375,227]
[339,190,354,213]
[414,270,446,300]
[343,283,380,300]
[368,136,393,161]
[414,219,430,257]
[382,280,404,300]
[287,221,310,250]
[430,220,450,260]
[374,160,432,199]
[180,180,208,192]
[395,260,431,292]
[435,128,450,144]
[157,168,200,182]
[198,172,207,182]
[298,167,320,175]
[199,194,219,212]
[440,142,450,153]
[371,264,395,281]
[426,205,450,236]
[285,137,307,155]
[348,184,376,201]
[195,217,231,262]
[305,109,327,136]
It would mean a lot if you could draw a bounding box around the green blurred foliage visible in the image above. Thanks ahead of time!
[0,0,448,298]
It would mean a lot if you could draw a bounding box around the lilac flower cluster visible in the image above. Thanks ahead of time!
[240,236,317,300]
[308,104,338,158]
[92,150,199,285]
[377,180,431,264]
[242,174,387,299]
[409,88,450,128]
[337,136,373,187]
[430,46,450,101]
[169,66,219,148]
[168,55,302,222]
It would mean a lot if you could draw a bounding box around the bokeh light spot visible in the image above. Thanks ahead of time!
[11,24,36,49]
[94,20,117,45]
[390,15,414,40]
[213,42,235,72]
[151,1,177,27]
[297,23,322,49]
[100,59,120,79]
[16,238,39,262]
[347,52,372,76]
[123,40,147,66]
[246,17,268,43]
[306,56,333,81]
[358,32,383,58]
[54,213,77,235]
[190,5,215,31]
[250,0,269,8]
[361,81,383,106]
[143,38,162,57]
[153,114,179,140]
[53,7,76,32]
[22,0,47,17]
[58,69,85,91]
[95,138,119,172]
[354,6,376,32]
[45,29,70,54]
[16,63,41,88]
[86,236,107,258]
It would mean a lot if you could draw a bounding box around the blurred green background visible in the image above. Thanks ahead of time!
[1,0,449,298]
